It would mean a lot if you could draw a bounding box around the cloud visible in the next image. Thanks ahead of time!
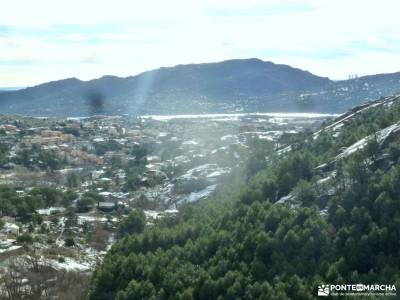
[349,38,400,54]
[0,0,400,86]
[206,2,315,18]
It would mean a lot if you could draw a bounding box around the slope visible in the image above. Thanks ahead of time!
[89,94,400,299]
[0,59,331,117]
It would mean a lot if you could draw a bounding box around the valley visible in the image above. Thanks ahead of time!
[2,0,400,298]
[88,93,400,299]
[0,111,332,298]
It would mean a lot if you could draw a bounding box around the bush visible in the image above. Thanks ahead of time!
[64,237,75,247]
[117,210,146,237]
[17,234,33,244]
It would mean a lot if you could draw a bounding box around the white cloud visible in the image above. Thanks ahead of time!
[1,0,400,86]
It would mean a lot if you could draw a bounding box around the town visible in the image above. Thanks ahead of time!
[0,112,330,297]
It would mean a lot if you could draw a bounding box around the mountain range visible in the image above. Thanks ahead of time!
[0,58,399,117]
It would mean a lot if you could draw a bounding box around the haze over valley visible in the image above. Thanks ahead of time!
[1,0,400,299]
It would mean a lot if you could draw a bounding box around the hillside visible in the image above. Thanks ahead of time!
[0,103,332,298]
[89,94,400,299]
[2,59,331,117]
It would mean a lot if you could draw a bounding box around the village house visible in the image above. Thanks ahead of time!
[2,222,20,236]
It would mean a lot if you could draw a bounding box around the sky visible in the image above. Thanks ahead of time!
[1,0,400,87]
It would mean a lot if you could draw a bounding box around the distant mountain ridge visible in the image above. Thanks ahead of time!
[0,58,399,117]
[0,87,25,92]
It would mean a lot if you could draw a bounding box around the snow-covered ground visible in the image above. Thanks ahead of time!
[36,207,66,215]
[48,257,93,272]
[77,215,118,224]
[335,122,400,160]
[182,184,217,203]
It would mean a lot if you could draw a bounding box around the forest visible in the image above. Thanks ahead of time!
[88,96,400,299]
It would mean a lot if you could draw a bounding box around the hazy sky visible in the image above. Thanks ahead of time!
[1,0,400,87]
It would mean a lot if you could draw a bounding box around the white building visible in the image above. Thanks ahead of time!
[2,223,20,235]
